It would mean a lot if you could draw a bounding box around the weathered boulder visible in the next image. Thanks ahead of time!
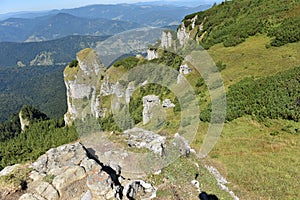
[162,99,175,108]
[52,166,86,194]
[24,143,92,199]
[124,180,157,200]
[142,95,161,125]
[124,127,166,155]
[147,49,158,60]
[179,64,192,75]
[0,164,20,176]
[174,133,191,157]
[86,168,113,197]
[19,193,46,200]
[31,142,87,173]
[20,141,157,200]
[81,190,92,200]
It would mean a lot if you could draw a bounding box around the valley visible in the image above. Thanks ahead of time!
[0,0,299,199]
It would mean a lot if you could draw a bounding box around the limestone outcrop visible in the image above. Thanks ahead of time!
[161,31,173,49]
[179,64,192,75]
[30,51,54,66]
[19,110,30,131]
[146,49,158,60]
[162,99,175,108]
[177,22,190,46]
[142,95,161,125]
[19,142,157,200]
[64,48,106,125]
[124,127,166,155]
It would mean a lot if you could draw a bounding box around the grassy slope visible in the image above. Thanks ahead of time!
[183,0,300,48]
[192,117,299,199]
[208,35,300,86]
[101,36,300,198]
[181,1,300,198]
[196,34,300,199]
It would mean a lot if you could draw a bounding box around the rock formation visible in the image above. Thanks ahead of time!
[125,82,135,104]
[19,110,30,131]
[161,31,173,49]
[142,95,161,125]
[146,49,158,60]
[64,48,106,125]
[162,99,175,108]
[18,142,156,200]
[177,22,190,46]
[100,76,123,98]
[124,127,166,155]
[179,64,192,75]
[30,51,54,66]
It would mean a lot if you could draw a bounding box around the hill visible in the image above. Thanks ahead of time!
[181,0,300,48]
[0,0,299,199]
[0,35,110,122]
[0,13,140,42]
[0,35,109,67]
[0,4,210,42]
[0,65,67,122]
[177,0,300,199]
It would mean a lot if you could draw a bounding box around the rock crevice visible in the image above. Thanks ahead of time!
[19,142,156,200]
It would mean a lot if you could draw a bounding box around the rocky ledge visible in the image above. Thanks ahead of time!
[16,142,156,200]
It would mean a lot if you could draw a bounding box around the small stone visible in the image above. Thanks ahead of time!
[81,190,92,200]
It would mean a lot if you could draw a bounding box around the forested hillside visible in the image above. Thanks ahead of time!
[0,35,110,122]
[181,0,300,48]
[200,67,300,123]
[0,65,67,121]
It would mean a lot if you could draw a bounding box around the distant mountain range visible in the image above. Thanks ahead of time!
[0,13,141,42]
[0,3,210,42]
[0,35,109,67]
[0,2,213,121]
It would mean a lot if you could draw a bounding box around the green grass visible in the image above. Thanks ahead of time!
[0,164,31,192]
[197,116,300,199]
[147,156,233,200]
[183,0,300,48]
[64,64,79,81]
[208,35,300,87]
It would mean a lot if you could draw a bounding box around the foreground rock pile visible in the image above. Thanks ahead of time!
[19,142,156,200]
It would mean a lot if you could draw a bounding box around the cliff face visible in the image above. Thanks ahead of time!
[64,26,193,126]
[177,22,190,46]
[64,48,105,125]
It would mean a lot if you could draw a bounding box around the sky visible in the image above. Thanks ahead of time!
[0,0,219,14]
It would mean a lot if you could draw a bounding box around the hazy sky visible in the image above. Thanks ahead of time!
[0,0,219,14]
